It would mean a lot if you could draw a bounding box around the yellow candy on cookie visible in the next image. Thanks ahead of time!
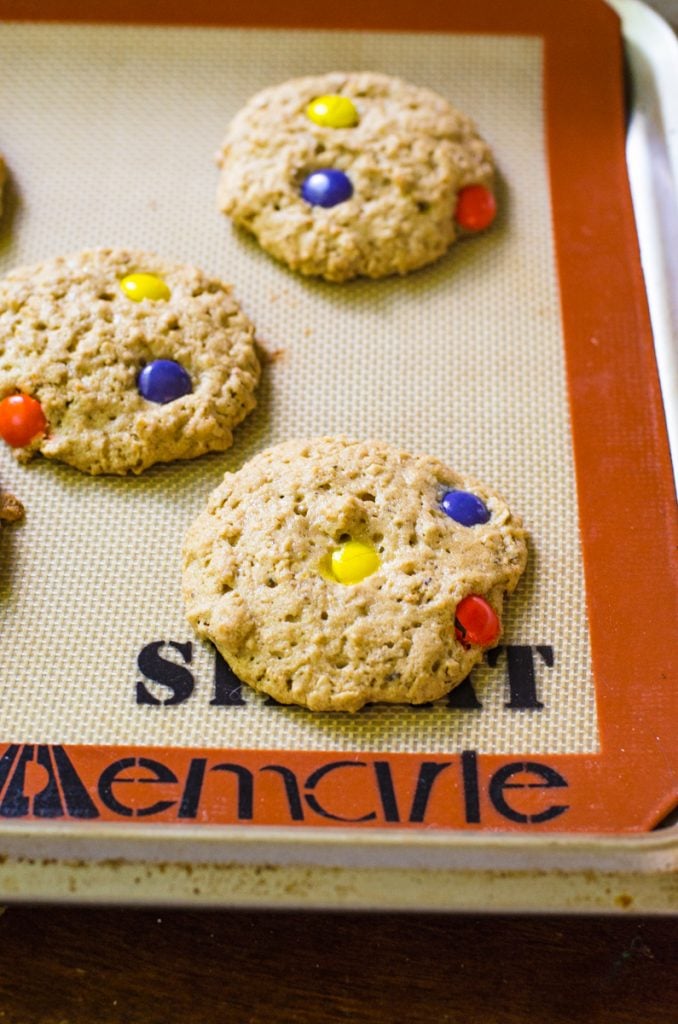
[306,94,359,128]
[330,539,380,584]
[120,272,171,302]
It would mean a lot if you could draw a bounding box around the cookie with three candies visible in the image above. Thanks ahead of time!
[182,437,527,712]
[217,71,497,282]
[0,249,261,475]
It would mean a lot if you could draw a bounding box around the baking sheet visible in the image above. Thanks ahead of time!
[0,0,676,909]
[0,24,596,758]
[614,0,678,484]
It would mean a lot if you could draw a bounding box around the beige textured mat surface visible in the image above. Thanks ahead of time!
[0,23,597,753]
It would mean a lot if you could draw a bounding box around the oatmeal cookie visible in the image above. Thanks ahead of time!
[0,248,261,475]
[0,487,23,522]
[217,71,497,282]
[183,437,527,712]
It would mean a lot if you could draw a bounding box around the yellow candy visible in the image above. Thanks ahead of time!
[330,540,380,585]
[120,273,171,302]
[306,95,359,129]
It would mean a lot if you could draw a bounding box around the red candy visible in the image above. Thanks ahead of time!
[455,594,500,647]
[0,393,48,447]
[454,185,497,232]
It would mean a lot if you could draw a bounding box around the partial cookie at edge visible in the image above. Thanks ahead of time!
[0,155,5,218]
[0,487,24,522]
[0,248,261,475]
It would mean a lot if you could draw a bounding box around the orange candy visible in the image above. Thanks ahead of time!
[454,184,497,232]
[0,393,48,447]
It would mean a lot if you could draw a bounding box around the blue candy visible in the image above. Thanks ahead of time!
[301,168,353,208]
[138,359,192,404]
[441,489,490,526]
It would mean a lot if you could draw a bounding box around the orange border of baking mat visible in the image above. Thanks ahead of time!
[1,0,676,833]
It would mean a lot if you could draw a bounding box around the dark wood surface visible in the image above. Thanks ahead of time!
[0,907,675,1022]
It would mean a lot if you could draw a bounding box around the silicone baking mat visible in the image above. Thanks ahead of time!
[0,0,675,835]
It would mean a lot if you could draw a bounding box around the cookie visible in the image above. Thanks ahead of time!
[217,72,496,282]
[0,248,261,475]
[0,487,24,522]
[0,155,5,217]
[182,437,527,712]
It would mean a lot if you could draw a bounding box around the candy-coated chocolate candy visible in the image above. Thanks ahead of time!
[138,359,192,404]
[441,489,490,526]
[454,594,500,647]
[331,540,380,585]
[301,169,353,208]
[120,273,171,302]
[0,393,47,447]
[454,184,497,231]
[306,94,359,128]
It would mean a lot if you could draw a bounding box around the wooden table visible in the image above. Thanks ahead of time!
[0,907,676,1022]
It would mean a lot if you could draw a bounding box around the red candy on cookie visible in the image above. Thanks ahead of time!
[454,184,497,232]
[455,594,501,647]
[0,393,47,447]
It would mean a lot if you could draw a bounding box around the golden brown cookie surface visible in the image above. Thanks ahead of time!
[0,249,261,475]
[182,437,527,712]
[217,72,496,281]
